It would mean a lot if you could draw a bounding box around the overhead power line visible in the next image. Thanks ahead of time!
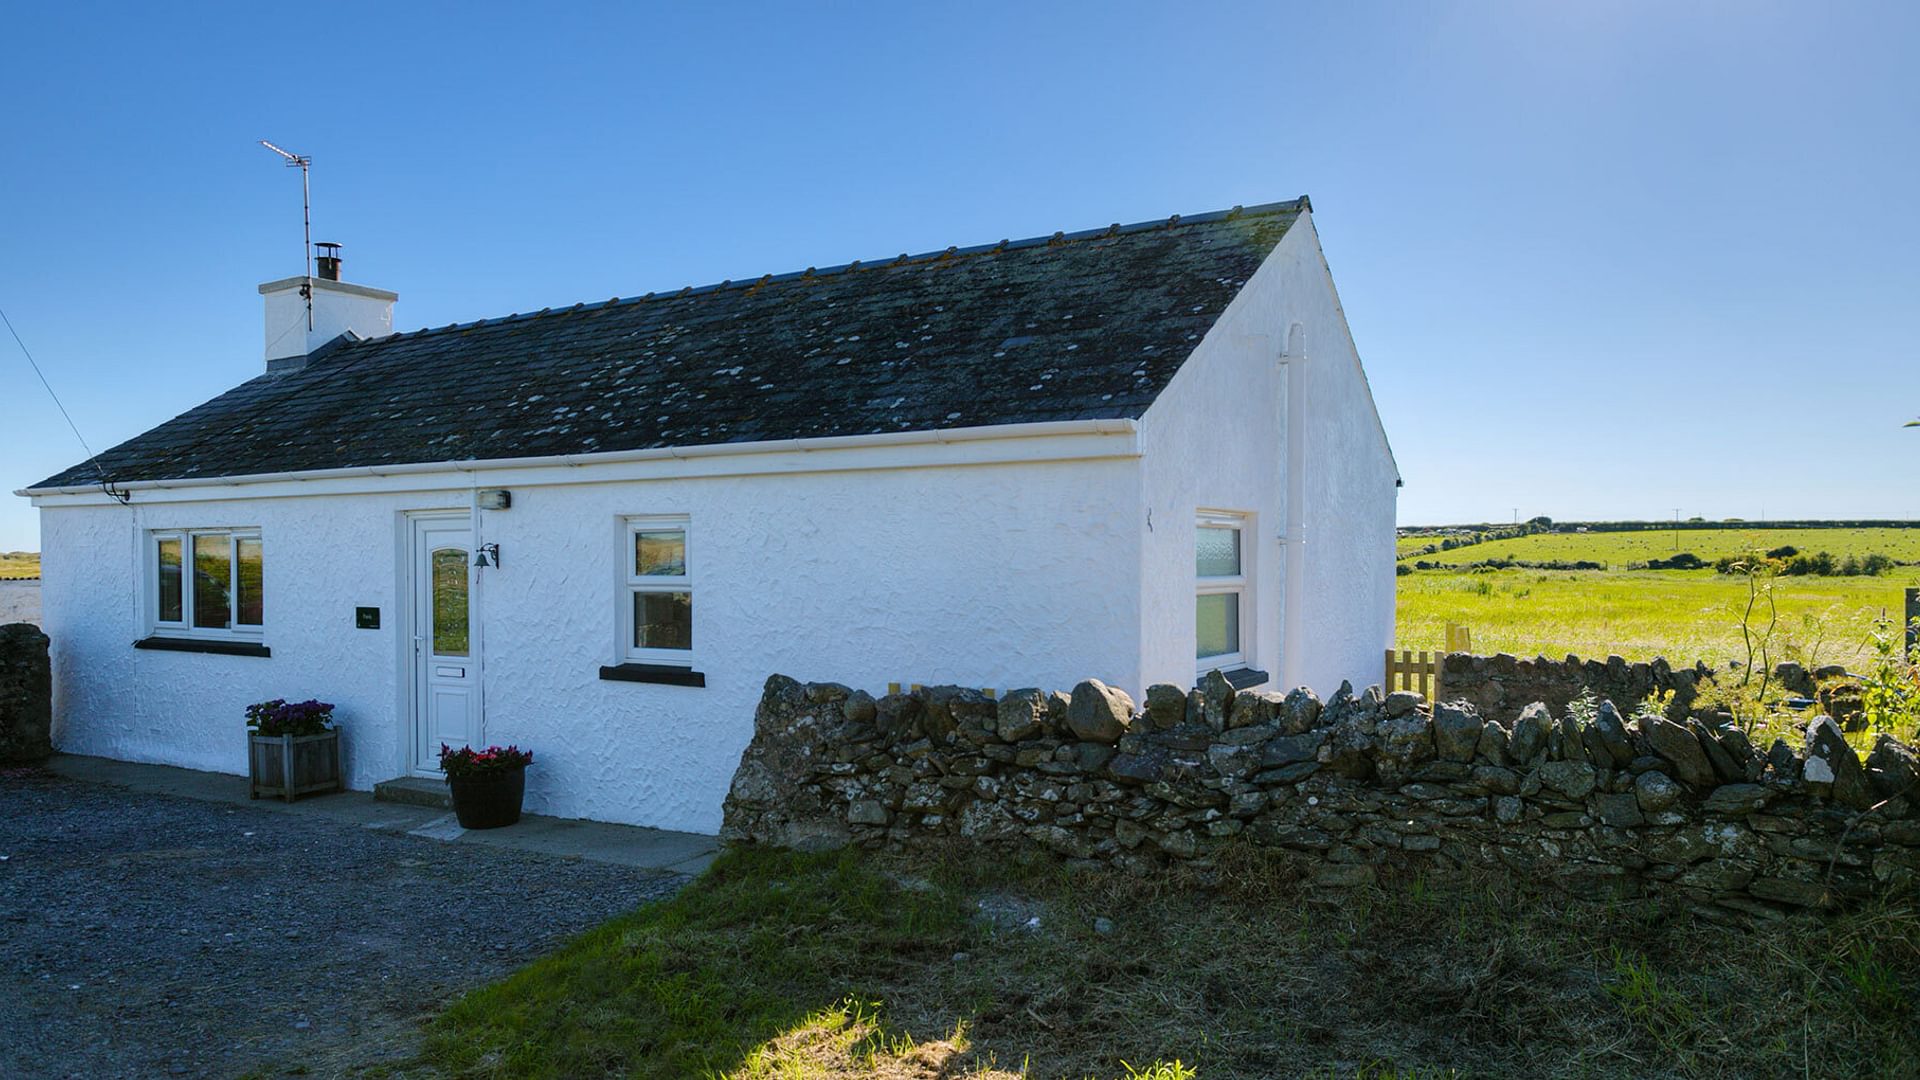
[1,303,122,500]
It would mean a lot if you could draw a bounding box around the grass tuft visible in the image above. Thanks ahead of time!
[424,845,1920,1078]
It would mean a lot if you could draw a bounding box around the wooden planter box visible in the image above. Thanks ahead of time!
[248,730,342,802]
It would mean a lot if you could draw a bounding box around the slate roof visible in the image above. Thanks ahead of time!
[32,198,1307,490]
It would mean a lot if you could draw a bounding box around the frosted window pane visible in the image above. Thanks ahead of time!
[192,534,231,629]
[156,538,182,622]
[1197,593,1240,659]
[431,548,469,657]
[634,591,692,650]
[235,537,264,626]
[1197,526,1241,577]
[635,531,686,576]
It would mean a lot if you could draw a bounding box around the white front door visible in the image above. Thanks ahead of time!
[409,514,480,777]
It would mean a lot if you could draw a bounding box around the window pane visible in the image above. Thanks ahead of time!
[156,538,183,622]
[1197,592,1240,659]
[431,548,469,657]
[235,537,264,626]
[635,530,686,576]
[1197,525,1241,577]
[191,534,231,629]
[634,591,692,651]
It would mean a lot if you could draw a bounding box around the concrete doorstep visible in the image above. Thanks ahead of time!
[38,754,720,876]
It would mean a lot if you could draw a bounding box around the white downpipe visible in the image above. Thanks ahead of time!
[1280,333,1308,690]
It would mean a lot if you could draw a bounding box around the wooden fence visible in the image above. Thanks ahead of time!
[1384,623,1472,702]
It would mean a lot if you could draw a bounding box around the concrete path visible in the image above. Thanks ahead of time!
[44,754,720,875]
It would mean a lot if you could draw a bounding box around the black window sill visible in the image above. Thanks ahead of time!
[599,663,705,687]
[1223,667,1270,691]
[135,636,271,658]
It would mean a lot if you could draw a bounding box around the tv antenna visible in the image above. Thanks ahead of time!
[258,139,313,330]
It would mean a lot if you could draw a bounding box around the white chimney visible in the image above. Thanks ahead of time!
[259,244,396,371]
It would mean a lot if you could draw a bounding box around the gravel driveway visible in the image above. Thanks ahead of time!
[0,769,685,1078]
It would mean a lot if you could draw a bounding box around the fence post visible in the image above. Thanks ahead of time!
[1906,588,1919,653]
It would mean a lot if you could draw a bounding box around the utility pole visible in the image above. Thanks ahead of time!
[1673,508,1682,552]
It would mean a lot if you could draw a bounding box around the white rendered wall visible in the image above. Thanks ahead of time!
[1136,213,1397,696]
[260,278,395,362]
[37,454,1142,834]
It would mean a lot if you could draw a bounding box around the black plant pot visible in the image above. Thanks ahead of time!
[447,767,527,829]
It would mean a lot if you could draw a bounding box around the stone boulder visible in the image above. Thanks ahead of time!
[1066,679,1136,744]
[0,624,51,764]
[1432,701,1483,762]
[1866,734,1920,800]
[996,688,1049,742]
[1646,717,1715,787]
[1804,716,1872,809]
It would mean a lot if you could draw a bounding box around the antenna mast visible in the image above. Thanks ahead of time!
[258,140,313,330]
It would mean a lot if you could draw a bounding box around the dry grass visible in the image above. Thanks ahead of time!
[424,845,1919,1079]
[0,551,38,580]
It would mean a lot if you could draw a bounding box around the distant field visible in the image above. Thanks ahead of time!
[0,552,38,580]
[1397,568,1911,669]
[1400,526,1920,567]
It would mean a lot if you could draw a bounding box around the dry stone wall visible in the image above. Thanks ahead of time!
[0,623,52,764]
[1439,651,1716,722]
[722,672,1920,920]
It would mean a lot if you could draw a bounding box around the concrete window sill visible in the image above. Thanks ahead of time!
[134,636,271,658]
[599,663,706,688]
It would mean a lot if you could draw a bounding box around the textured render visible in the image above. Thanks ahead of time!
[38,454,1142,834]
[1136,214,1398,697]
[41,495,420,787]
[1287,214,1399,694]
[724,675,1920,918]
[33,203,1302,490]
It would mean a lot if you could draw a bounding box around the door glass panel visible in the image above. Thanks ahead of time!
[156,538,183,622]
[431,547,469,657]
[634,530,686,576]
[633,591,692,650]
[235,537,264,626]
[1196,525,1241,577]
[1197,592,1240,659]
[192,534,232,629]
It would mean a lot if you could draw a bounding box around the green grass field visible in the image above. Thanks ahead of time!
[1395,525,1920,667]
[1397,568,1911,668]
[0,552,38,580]
[1400,525,1920,567]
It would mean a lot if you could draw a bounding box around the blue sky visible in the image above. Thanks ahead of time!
[2,1,1916,551]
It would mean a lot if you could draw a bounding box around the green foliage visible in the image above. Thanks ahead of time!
[1839,945,1909,1023]
[1857,617,1920,740]
[1567,688,1599,726]
[1119,1061,1197,1080]
[1606,948,1704,1057]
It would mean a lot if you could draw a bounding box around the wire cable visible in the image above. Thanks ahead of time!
[1,303,110,486]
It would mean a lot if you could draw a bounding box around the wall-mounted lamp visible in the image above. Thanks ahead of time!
[474,543,501,569]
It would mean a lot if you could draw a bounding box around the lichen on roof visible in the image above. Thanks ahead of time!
[33,199,1307,488]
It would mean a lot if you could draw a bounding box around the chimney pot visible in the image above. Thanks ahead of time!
[314,241,342,282]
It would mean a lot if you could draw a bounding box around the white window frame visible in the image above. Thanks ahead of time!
[1196,510,1251,675]
[147,528,265,641]
[620,515,693,667]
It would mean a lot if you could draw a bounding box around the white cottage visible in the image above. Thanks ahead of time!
[20,198,1398,833]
